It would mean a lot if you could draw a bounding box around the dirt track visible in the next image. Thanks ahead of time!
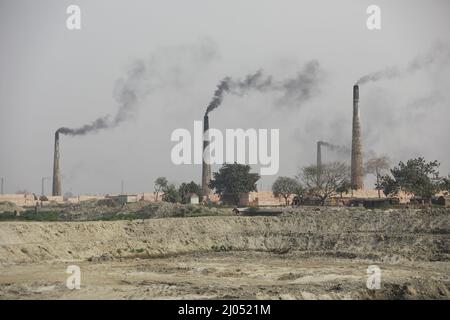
[0,208,449,299]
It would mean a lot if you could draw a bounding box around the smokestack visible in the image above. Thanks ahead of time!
[316,141,322,170]
[1,177,3,195]
[351,85,364,189]
[202,113,212,197]
[52,131,62,196]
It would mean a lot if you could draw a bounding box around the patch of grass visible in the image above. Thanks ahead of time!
[211,244,233,252]
[0,210,60,221]
[129,248,146,254]
[0,203,234,222]
[95,212,153,221]
[248,206,258,213]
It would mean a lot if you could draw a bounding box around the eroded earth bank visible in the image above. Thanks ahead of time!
[0,207,449,299]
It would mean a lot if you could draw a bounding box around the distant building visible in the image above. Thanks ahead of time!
[349,197,399,208]
[142,192,161,202]
[239,191,291,207]
[436,195,450,207]
[111,194,138,205]
[0,194,39,207]
[188,193,199,204]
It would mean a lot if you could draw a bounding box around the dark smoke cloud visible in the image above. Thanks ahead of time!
[205,77,231,115]
[405,93,444,111]
[57,60,147,136]
[318,141,350,154]
[205,60,322,115]
[318,141,379,161]
[356,42,450,85]
[205,70,273,115]
[58,39,218,136]
[276,60,322,106]
[57,117,109,135]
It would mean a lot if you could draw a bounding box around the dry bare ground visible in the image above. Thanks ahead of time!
[0,207,449,299]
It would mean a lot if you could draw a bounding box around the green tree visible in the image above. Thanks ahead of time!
[336,179,352,198]
[178,181,203,204]
[209,163,260,205]
[272,177,301,206]
[365,156,390,198]
[379,175,399,197]
[162,183,181,203]
[441,176,450,193]
[381,157,443,202]
[154,177,168,202]
[293,183,306,198]
[299,162,350,205]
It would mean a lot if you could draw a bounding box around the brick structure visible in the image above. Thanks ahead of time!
[239,191,294,207]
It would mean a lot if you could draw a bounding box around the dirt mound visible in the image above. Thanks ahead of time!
[0,208,448,265]
[0,202,25,214]
[11,201,232,221]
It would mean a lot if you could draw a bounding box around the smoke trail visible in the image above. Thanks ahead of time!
[205,70,273,115]
[318,141,350,154]
[405,93,444,111]
[205,77,231,116]
[57,60,147,136]
[318,140,379,165]
[205,60,322,115]
[356,42,450,85]
[276,60,322,106]
[58,39,218,136]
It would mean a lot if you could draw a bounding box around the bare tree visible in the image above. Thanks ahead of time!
[272,176,301,206]
[365,156,390,198]
[298,162,350,205]
[154,177,168,202]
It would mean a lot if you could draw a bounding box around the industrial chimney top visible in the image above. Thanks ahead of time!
[353,85,359,101]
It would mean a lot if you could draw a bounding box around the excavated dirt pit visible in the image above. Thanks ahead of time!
[0,208,449,299]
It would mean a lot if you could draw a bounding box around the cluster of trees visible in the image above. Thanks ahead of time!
[154,177,202,204]
[270,156,449,206]
[153,157,449,206]
[199,162,351,206]
[153,164,261,205]
[378,157,449,202]
[209,163,260,205]
[272,162,351,205]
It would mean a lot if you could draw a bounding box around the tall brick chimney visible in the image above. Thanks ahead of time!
[351,85,364,189]
[317,141,322,170]
[202,114,212,197]
[52,130,62,196]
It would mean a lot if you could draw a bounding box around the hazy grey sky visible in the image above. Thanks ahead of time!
[1,0,449,195]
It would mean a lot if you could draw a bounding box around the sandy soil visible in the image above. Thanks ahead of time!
[0,252,448,299]
[0,208,449,299]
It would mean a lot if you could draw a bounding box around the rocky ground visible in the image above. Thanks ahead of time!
[0,207,449,299]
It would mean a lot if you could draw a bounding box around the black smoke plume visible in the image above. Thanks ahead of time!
[57,39,218,136]
[356,42,450,85]
[318,141,350,154]
[57,61,145,136]
[205,60,322,115]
